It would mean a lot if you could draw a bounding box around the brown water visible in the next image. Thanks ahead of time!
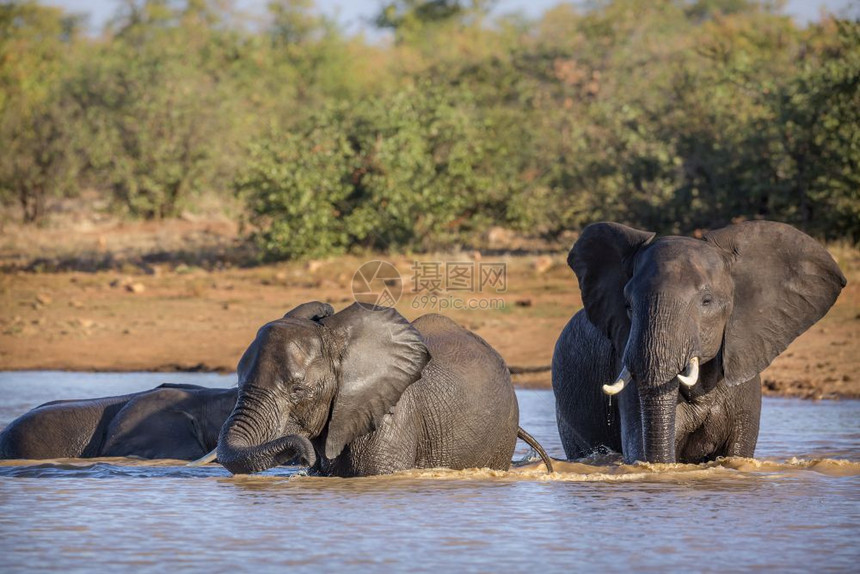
[1,372,858,572]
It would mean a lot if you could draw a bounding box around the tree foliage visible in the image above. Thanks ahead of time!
[241,84,525,258]
[0,0,857,254]
[0,2,83,222]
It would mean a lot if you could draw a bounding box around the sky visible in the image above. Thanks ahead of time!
[46,0,859,35]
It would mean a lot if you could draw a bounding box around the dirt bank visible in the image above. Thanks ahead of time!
[1,219,857,399]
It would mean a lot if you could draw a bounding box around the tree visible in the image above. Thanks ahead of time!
[78,0,241,219]
[237,108,355,260]
[770,20,860,239]
[0,1,83,223]
[376,1,490,28]
[239,83,525,259]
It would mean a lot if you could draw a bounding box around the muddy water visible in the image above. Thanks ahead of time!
[0,372,858,572]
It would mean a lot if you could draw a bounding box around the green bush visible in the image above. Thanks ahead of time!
[238,84,525,259]
[238,108,355,260]
[0,2,83,222]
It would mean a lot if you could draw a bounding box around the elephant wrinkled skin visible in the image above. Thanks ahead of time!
[553,220,846,464]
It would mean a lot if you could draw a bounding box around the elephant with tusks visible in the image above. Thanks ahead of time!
[553,221,845,464]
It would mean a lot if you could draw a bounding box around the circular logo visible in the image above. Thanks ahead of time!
[352,260,403,310]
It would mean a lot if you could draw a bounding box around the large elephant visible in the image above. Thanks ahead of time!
[216,301,552,476]
[0,384,236,460]
[553,221,845,464]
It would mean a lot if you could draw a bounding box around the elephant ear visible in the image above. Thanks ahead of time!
[321,303,430,459]
[569,222,656,349]
[283,301,335,322]
[705,221,846,386]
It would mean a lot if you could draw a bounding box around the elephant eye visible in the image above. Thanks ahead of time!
[702,296,713,307]
[282,379,308,400]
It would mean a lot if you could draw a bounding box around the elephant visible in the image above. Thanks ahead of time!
[0,383,236,460]
[553,220,845,464]
[215,301,553,476]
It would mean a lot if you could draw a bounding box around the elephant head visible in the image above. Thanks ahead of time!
[570,221,845,463]
[216,301,430,474]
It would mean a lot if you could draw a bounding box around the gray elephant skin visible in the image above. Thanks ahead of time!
[553,220,845,464]
[217,301,540,477]
[0,384,236,460]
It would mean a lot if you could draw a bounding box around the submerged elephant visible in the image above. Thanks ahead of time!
[0,384,236,460]
[215,301,552,476]
[553,221,845,464]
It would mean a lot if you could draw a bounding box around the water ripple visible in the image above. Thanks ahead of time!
[0,375,858,572]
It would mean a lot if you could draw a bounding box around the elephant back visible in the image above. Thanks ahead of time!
[408,313,519,469]
[0,394,133,459]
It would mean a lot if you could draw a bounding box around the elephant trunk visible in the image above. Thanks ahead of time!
[216,400,316,475]
[622,298,693,463]
[639,387,678,463]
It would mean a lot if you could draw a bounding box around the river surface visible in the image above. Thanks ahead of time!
[0,371,858,572]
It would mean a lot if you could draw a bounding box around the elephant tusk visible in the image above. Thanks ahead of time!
[677,357,699,387]
[187,448,218,467]
[603,366,631,396]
